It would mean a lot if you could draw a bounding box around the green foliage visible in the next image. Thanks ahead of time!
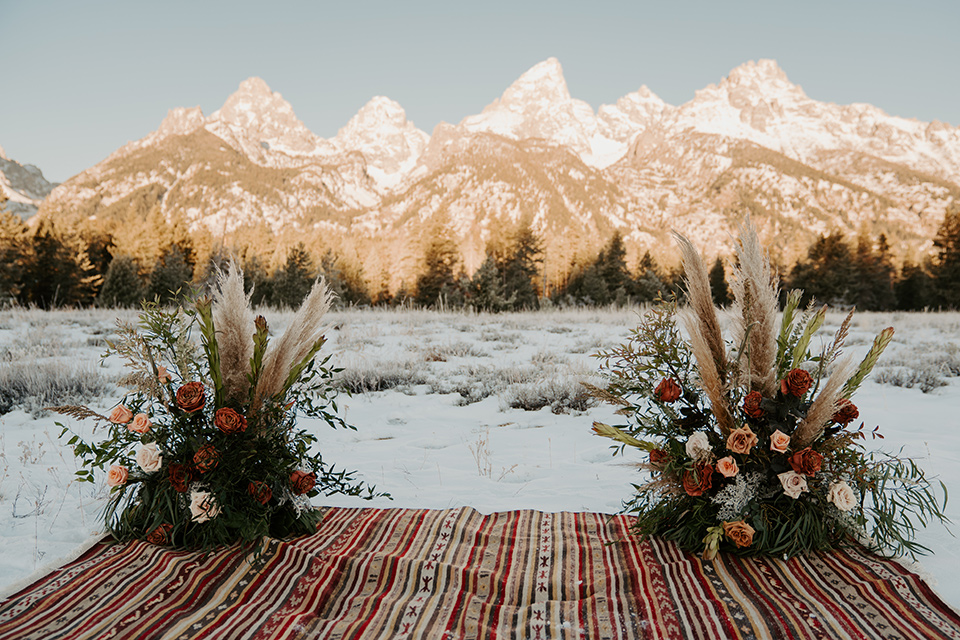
[932,204,960,309]
[147,245,194,305]
[592,292,946,561]
[57,290,387,556]
[271,243,315,309]
[708,258,730,307]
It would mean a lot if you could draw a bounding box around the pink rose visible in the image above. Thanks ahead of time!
[769,429,790,453]
[108,405,133,425]
[107,465,129,487]
[716,456,739,478]
[778,471,809,499]
[128,413,152,434]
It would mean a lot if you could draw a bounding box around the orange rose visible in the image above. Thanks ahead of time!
[176,382,206,413]
[193,444,219,473]
[290,470,316,495]
[145,524,173,545]
[168,463,192,493]
[214,407,247,434]
[726,426,758,455]
[780,368,813,397]
[742,391,764,419]
[654,378,682,403]
[832,399,859,425]
[157,366,172,384]
[128,413,152,434]
[107,465,128,487]
[769,429,790,454]
[248,481,273,505]
[722,520,755,548]
[716,456,739,478]
[681,463,713,497]
[789,447,823,476]
[108,405,133,425]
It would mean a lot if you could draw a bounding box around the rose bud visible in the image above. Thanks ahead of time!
[290,470,317,495]
[742,391,764,419]
[654,378,682,403]
[832,399,859,426]
[780,369,813,397]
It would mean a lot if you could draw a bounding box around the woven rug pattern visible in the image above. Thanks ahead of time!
[1,507,958,639]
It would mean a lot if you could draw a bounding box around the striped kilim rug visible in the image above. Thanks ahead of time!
[1,507,958,639]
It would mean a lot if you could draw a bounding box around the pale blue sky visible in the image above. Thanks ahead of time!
[1,0,957,183]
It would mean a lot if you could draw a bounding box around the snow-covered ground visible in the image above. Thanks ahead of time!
[0,306,958,611]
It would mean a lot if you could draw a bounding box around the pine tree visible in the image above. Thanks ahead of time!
[468,253,516,312]
[709,257,730,306]
[98,256,145,308]
[0,197,27,303]
[849,234,895,311]
[634,251,666,303]
[415,234,459,308]
[19,221,99,308]
[501,222,542,309]
[788,233,855,307]
[598,232,631,303]
[895,260,934,311]
[146,245,194,304]
[271,243,316,309]
[242,254,271,307]
[932,205,960,309]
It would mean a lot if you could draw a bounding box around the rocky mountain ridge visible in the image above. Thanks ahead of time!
[33,58,960,287]
[0,144,57,219]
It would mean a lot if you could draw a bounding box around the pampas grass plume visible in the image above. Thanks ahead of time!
[212,261,255,405]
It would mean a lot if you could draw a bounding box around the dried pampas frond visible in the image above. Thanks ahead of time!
[212,261,255,405]
[792,355,858,448]
[673,232,727,377]
[255,278,334,404]
[728,218,779,396]
[679,307,737,436]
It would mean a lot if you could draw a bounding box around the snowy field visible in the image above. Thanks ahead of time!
[0,306,958,611]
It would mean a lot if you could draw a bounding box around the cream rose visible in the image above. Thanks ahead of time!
[106,465,128,487]
[129,413,152,434]
[769,430,790,453]
[108,405,133,425]
[778,470,809,499]
[189,490,221,523]
[716,456,739,478]
[827,481,857,512]
[685,432,712,461]
[136,443,162,473]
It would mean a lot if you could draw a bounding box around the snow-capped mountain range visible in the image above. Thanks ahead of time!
[34,58,960,285]
[0,144,57,219]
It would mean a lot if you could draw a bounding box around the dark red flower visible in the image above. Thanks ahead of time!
[789,447,823,476]
[248,481,273,505]
[193,444,219,473]
[168,463,193,493]
[832,399,859,425]
[290,470,316,495]
[214,407,247,435]
[654,378,682,403]
[649,449,670,467]
[742,391,764,419]
[780,369,813,397]
[681,463,714,497]
[145,524,173,545]
[176,382,206,413]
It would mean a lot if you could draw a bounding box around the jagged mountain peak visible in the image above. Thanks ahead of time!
[156,106,206,138]
[725,59,791,87]
[0,143,7,161]
[333,96,429,189]
[500,57,571,106]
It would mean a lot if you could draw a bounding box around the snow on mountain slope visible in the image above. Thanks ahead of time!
[332,96,430,190]
[0,144,57,219]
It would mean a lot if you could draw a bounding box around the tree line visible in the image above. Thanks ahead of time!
[2,192,960,312]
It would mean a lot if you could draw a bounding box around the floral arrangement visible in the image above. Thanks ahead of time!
[590,221,948,560]
[54,264,385,552]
